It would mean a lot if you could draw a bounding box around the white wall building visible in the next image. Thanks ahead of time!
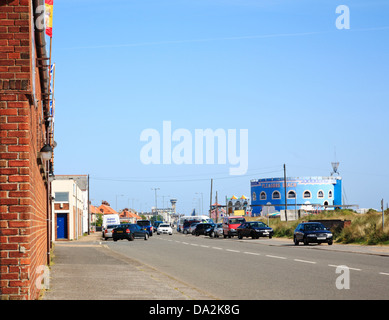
[51,176,88,241]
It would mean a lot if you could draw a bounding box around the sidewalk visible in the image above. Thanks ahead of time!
[42,233,217,300]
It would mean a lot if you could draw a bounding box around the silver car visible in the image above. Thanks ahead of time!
[210,223,223,238]
[103,224,120,240]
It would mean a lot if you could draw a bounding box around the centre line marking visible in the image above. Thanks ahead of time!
[200,245,209,248]
[379,272,389,276]
[328,264,361,271]
[191,244,199,246]
[226,249,240,253]
[266,255,286,260]
[244,252,261,256]
[294,259,316,264]
[212,247,223,250]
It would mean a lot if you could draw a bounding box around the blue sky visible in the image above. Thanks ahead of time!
[51,0,389,213]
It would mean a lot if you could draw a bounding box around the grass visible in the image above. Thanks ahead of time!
[247,209,389,245]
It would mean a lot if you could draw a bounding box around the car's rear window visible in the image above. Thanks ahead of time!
[159,224,170,227]
[137,221,150,226]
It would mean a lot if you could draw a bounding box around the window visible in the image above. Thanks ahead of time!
[317,190,324,198]
[252,192,257,201]
[287,191,296,199]
[272,191,281,199]
[303,191,311,199]
[55,192,69,202]
[328,190,333,198]
[260,192,266,200]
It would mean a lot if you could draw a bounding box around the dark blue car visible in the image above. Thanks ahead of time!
[137,220,153,236]
[237,221,273,239]
[294,222,333,245]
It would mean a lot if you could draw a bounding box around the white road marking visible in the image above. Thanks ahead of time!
[294,259,316,264]
[266,255,286,260]
[379,272,389,276]
[200,245,210,248]
[226,249,240,253]
[212,247,223,250]
[244,252,261,256]
[328,264,361,271]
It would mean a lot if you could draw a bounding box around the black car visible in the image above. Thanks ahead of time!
[137,220,153,236]
[193,223,215,236]
[237,221,273,239]
[113,224,149,241]
[294,222,333,245]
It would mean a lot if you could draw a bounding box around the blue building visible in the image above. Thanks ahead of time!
[250,176,342,216]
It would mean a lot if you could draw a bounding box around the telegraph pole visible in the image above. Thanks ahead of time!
[284,164,288,222]
[382,199,385,232]
[209,179,213,218]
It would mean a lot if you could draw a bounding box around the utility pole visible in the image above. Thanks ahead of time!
[382,199,385,232]
[284,164,288,222]
[209,179,213,218]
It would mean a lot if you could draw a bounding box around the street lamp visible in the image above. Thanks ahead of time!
[151,188,160,210]
[195,192,204,215]
[39,144,53,162]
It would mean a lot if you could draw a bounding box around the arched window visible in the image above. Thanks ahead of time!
[317,190,324,198]
[252,192,257,201]
[260,192,266,200]
[287,191,296,199]
[272,191,281,199]
[328,190,333,198]
[303,190,311,199]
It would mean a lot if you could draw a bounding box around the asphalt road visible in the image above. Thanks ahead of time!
[105,232,389,300]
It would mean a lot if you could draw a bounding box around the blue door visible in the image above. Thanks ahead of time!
[57,213,68,239]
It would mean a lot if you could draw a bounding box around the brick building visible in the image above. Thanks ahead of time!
[0,0,54,300]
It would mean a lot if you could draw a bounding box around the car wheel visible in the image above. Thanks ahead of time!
[269,235,272,239]
[251,232,256,239]
[294,236,299,246]
[113,239,117,242]
[238,233,243,239]
[129,234,135,241]
[303,236,309,246]
[144,233,149,240]
[328,240,333,245]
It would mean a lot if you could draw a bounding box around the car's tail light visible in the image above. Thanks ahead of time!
[105,229,108,234]
[126,228,130,233]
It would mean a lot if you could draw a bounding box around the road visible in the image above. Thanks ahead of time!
[105,232,389,300]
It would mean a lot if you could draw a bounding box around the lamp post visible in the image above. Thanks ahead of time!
[151,188,160,211]
[196,192,204,215]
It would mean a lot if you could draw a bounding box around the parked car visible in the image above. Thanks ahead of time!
[137,220,153,236]
[208,223,223,238]
[182,220,200,234]
[237,221,273,239]
[189,223,200,235]
[157,223,173,235]
[194,223,215,236]
[293,222,333,245]
[102,224,120,240]
[153,221,164,233]
[222,216,246,238]
[112,224,149,241]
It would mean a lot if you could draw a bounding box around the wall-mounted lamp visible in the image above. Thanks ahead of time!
[39,144,53,162]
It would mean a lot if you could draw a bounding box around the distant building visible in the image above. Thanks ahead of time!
[251,176,342,216]
[52,178,86,241]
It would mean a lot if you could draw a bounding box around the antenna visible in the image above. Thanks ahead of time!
[331,147,340,176]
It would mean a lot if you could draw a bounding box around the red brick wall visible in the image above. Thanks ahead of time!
[0,0,50,300]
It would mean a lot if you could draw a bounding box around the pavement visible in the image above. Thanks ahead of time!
[42,232,389,300]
